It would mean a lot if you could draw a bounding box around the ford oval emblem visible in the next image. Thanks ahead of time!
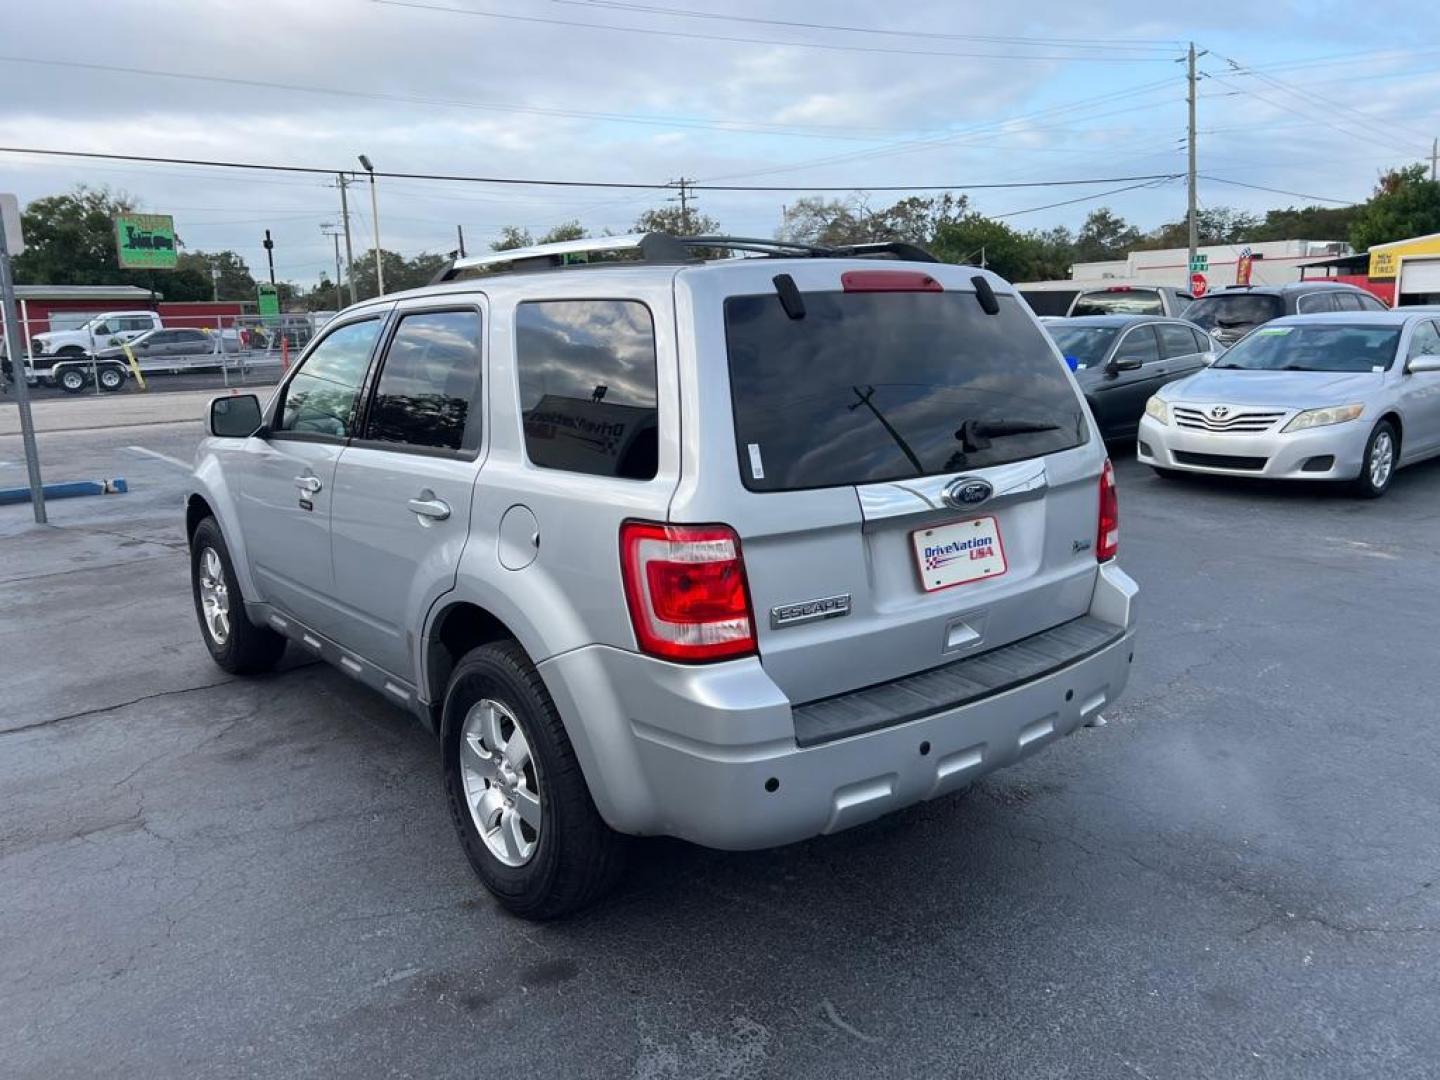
[943,478,993,509]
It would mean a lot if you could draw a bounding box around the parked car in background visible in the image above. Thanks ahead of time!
[1068,285,1194,318]
[1044,315,1216,440]
[1138,310,1440,497]
[186,233,1138,918]
[1182,282,1387,348]
[94,326,226,363]
[30,310,162,363]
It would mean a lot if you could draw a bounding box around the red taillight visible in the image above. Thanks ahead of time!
[619,521,757,662]
[1106,286,1134,292]
[1097,459,1119,562]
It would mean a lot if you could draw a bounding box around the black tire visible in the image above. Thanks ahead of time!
[97,365,125,392]
[1151,467,1184,481]
[190,516,286,674]
[57,367,88,393]
[1350,420,1398,499]
[442,641,625,919]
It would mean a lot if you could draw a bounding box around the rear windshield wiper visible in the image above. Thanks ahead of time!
[956,418,1062,453]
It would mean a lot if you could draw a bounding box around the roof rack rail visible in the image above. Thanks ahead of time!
[430,233,938,283]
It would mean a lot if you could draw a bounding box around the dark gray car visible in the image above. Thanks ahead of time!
[1183,281,1388,348]
[1046,315,1216,440]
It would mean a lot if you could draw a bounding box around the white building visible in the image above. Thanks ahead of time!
[1071,239,1350,289]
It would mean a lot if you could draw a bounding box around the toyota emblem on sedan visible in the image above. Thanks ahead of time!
[1210,405,1231,420]
[942,478,993,508]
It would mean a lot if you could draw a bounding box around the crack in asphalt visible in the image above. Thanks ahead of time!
[0,679,238,737]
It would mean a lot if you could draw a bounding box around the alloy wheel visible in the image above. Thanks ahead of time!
[197,547,230,645]
[1369,431,1394,490]
[459,698,542,867]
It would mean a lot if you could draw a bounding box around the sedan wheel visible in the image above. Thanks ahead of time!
[1351,421,1398,498]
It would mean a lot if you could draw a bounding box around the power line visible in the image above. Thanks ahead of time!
[1199,176,1356,206]
[991,177,1178,218]
[0,55,942,143]
[370,0,1183,62]
[556,0,1185,50]
[0,146,1180,193]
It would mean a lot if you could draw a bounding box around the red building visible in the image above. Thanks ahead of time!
[6,284,252,341]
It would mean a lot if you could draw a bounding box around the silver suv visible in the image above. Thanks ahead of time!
[186,235,1139,918]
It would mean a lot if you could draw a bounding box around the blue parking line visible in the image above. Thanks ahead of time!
[0,478,128,505]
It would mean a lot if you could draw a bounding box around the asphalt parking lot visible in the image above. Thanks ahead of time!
[3,409,1438,1079]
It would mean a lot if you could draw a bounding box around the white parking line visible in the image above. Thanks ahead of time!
[126,446,192,470]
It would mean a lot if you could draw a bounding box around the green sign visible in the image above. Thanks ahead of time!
[256,283,280,321]
[1189,253,1209,273]
[114,214,177,269]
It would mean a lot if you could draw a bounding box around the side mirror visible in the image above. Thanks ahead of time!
[1407,355,1440,374]
[1109,355,1143,373]
[209,393,263,438]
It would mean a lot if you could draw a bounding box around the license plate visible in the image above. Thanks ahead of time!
[912,516,1007,592]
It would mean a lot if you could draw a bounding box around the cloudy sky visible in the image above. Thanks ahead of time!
[2,0,1436,286]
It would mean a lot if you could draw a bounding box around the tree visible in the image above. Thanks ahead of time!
[346,250,450,300]
[1350,164,1440,251]
[1248,204,1360,244]
[491,225,533,251]
[932,215,1036,281]
[13,186,142,287]
[777,193,969,248]
[632,204,720,236]
[174,250,257,301]
[1134,206,1260,250]
[1074,208,1140,262]
[540,220,588,244]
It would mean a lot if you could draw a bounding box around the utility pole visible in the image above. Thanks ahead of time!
[336,173,358,306]
[456,224,467,258]
[262,229,276,285]
[1432,137,1437,182]
[1186,41,1199,287]
[321,225,344,311]
[671,177,695,234]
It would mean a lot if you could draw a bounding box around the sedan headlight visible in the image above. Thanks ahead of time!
[1281,403,1364,433]
[1144,396,1169,424]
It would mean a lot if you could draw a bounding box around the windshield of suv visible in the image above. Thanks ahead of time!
[1046,325,1118,369]
[724,291,1087,491]
[1184,293,1284,332]
[1071,289,1163,316]
[1212,324,1401,372]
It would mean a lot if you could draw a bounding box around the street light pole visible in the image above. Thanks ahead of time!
[359,154,384,295]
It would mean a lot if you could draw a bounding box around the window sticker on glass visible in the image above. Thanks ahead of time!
[747,443,766,480]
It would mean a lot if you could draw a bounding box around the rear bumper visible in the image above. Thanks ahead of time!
[1137,414,1368,480]
[539,562,1138,850]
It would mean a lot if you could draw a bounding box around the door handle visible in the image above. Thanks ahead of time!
[294,475,322,494]
[408,496,451,521]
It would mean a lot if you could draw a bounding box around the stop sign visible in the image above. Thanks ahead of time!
[1191,272,1208,297]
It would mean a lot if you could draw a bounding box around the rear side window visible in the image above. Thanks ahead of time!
[516,300,658,480]
[1297,292,1339,314]
[725,292,1087,492]
[1158,324,1200,358]
[1357,292,1388,311]
[364,309,482,452]
[1184,293,1284,332]
[1071,289,1164,316]
[278,319,381,438]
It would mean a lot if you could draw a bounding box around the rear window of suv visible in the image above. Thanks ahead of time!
[724,291,1087,492]
[1184,293,1284,332]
